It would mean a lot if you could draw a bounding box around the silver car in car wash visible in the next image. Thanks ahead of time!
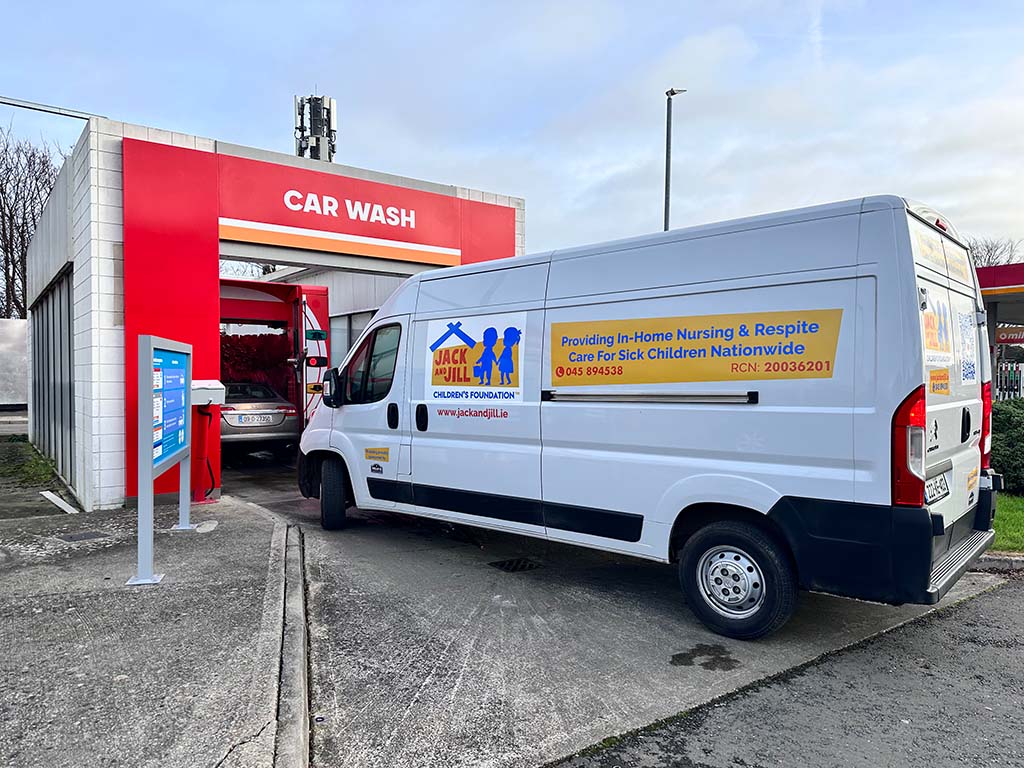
[220,382,300,453]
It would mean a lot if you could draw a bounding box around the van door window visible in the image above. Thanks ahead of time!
[344,324,402,405]
[344,336,372,404]
[367,325,401,402]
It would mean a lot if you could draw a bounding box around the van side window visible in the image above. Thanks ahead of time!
[344,324,401,404]
[366,325,401,402]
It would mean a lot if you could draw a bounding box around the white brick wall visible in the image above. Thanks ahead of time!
[58,118,216,510]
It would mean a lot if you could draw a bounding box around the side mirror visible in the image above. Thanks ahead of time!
[322,368,343,408]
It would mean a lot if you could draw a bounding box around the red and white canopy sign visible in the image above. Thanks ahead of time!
[996,326,1024,345]
[217,154,513,267]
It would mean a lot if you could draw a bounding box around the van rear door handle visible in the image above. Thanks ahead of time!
[415,403,428,432]
[387,403,399,430]
[961,407,971,443]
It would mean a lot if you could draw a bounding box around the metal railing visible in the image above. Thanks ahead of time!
[995,361,1024,400]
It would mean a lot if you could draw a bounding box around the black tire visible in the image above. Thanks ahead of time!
[678,520,797,640]
[320,457,349,530]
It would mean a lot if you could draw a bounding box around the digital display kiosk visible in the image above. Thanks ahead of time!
[128,335,194,586]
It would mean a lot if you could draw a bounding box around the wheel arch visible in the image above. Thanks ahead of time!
[668,502,798,576]
[298,448,355,506]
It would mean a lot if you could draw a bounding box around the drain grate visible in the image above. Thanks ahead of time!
[488,557,542,573]
[58,531,110,543]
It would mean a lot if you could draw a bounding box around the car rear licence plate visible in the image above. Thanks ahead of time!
[925,472,950,504]
[238,414,274,425]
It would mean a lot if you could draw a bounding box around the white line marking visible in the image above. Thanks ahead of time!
[40,491,78,515]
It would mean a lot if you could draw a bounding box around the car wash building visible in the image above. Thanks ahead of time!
[26,118,524,511]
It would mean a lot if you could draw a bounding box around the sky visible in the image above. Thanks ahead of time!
[2,0,1022,252]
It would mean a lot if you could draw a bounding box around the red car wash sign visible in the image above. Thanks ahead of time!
[122,138,516,501]
[219,155,485,267]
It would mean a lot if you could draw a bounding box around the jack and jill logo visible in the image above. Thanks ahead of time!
[426,313,525,401]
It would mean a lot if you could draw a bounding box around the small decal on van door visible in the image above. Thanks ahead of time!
[929,368,951,396]
[364,447,390,462]
[550,309,842,386]
[425,313,526,402]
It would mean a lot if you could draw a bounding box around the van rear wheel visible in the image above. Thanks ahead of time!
[320,457,349,530]
[679,520,797,640]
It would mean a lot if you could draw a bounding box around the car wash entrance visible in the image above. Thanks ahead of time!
[214,279,328,491]
[25,117,524,512]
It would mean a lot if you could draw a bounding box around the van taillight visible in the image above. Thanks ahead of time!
[981,381,992,469]
[892,385,926,507]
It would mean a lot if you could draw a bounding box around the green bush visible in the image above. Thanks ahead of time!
[992,399,1024,493]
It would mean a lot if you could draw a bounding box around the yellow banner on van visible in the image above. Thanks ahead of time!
[550,309,843,386]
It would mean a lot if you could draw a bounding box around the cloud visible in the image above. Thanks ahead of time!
[3,2,1021,252]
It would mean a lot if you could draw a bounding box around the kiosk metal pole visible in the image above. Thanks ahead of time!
[172,454,196,531]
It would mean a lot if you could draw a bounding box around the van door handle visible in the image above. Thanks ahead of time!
[415,403,428,432]
[961,407,971,443]
[387,403,399,430]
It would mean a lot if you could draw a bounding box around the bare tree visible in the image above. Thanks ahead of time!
[219,259,281,279]
[964,235,1022,268]
[0,126,61,319]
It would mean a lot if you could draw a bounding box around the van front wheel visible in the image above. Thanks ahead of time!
[679,520,797,640]
[320,457,349,530]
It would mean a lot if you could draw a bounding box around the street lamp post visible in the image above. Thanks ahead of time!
[664,87,686,232]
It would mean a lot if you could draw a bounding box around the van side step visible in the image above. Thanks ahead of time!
[926,528,994,604]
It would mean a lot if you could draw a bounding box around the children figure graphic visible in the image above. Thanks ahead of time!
[475,327,498,385]
[498,327,521,385]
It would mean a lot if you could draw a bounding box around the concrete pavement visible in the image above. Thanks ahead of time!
[556,572,1024,768]
[221,459,1002,768]
[0,449,1007,768]
[0,497,284,768]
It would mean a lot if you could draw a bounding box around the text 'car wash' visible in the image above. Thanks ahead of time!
[284,190,416,228]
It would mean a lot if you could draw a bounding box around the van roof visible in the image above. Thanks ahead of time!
[419,194,916,283]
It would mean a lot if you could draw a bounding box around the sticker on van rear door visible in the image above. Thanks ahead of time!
[426,312,526,402]
[957,311,978,385]
[550,309,842,386]
[923,293,954,368]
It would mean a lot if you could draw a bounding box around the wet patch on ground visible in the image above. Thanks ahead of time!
[670,643,742,671]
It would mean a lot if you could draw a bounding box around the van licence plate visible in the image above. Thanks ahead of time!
[238,414,274,426]
[925,473,950,504]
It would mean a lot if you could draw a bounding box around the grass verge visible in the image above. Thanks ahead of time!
[995,494,1024,552]
[0,440,57,486]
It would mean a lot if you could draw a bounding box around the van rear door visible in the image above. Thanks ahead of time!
[909,215,982,553]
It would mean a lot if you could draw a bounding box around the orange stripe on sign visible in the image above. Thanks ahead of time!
[219,224,460,267]
[981,285,1024,297]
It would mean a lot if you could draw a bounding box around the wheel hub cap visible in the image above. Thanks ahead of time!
[697,545,766,619]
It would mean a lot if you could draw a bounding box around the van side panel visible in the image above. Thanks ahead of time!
[403,264,550,537]
[546,213,861,301]
[541,271,859,560]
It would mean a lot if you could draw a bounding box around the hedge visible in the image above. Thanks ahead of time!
[992,398,1024,494]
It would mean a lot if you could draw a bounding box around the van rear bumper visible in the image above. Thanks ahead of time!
[767,487,997,606]
[924,528,994,604]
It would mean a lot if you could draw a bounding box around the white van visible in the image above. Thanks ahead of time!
[298,196,999,639]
